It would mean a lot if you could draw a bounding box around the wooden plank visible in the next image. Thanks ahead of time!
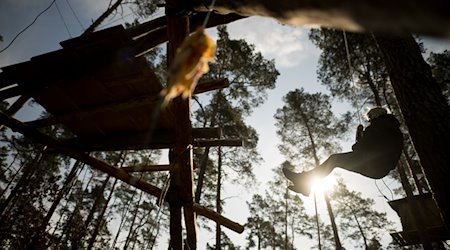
[193,203,245,233]
[132,13,244,57]
[121,164,172,172]
[0,86,27,101]
[194,78,230,95]
[26,94,161,128]
[64,131,175,151]
[5,95,30,116]
[193,127,222,138]
[127,16,167,39]
[0,111,163,198]
[61,128,224,151]
[0,61,37,89]
[194,139,244,147]
[0,95,31,130]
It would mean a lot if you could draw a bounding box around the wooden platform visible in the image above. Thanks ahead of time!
[389,193,450,245]
[0,25,230,151]
[0,11,245,249]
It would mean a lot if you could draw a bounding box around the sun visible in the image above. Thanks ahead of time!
[310,175,337,195]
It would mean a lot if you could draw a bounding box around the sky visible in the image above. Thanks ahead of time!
[1,0,450,249]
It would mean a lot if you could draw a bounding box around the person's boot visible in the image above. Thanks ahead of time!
[282,168,312,196]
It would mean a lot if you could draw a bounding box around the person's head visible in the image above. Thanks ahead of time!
[366,107,388,122]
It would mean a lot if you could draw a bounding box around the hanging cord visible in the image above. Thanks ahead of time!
[381,179,395,199]
[55,1,73,38]
[374,180,390,200]
[342,30,363,125]
[64,0,85,30]
[0,0,57,54]
[202,0,217,28]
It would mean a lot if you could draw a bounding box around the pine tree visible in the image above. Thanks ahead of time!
[330,179,392,249]
[274,88,351,249]
[427,49,450,102]
[187,25,278,247]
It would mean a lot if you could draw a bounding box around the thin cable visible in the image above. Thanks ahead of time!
[202,0,217,28]
[342,30,363,125]
[55,1,73,38]
[64,0,85,29]
[0,0,57,54]
[381,179,395,200]
[374,180,389,200]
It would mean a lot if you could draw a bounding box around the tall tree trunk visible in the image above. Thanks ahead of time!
[83,175,111,235]
[324,193,343,250]
[0,154,22,199]
[343,203,368,249]
[44,160,82,221]
[284,188,288,250]
[304,112,343,250]
[0,146,47,221]
[111,188,137,249]
[123,191,144,250]
[31,160,83,248]
[195,92,221,203]
[215,146,222,250]
[195,146,210,203]
[364,69,382,106]
[313,194,322,250]
[374,33,450,229]
[87,178,118,250]
[59,171,95,246]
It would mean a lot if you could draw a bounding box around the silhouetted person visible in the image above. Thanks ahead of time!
[283,107,404,196]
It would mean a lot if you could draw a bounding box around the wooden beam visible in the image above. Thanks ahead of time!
[0,111,163,198]
[121,164,172,172]
[193,127,222,138]
[127,16,167,39]
[62,128,222,151]
[193,78,230,95]
[26,94,161,128]
[0,73,15,90]
[191,0,450,38]
[132,13,244,57]
[5,95,30,116]
[193,203,244,233]
[0,85,26,101]
[194,139,244,147]
[0,95,31,130]
[65,132,175,151]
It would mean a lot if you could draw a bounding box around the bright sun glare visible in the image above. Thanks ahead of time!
[310,175,337,195]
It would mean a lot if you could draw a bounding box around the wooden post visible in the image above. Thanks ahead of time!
[166,1,197,248]
[396,160,432,249]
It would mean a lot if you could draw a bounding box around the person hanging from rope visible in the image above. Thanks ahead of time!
[283,107,404,196]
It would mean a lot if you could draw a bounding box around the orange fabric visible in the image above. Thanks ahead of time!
[161,28,216,107]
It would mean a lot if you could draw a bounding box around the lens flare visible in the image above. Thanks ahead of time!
[310,175,336,195]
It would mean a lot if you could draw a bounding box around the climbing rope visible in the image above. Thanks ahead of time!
[342,30,363,125]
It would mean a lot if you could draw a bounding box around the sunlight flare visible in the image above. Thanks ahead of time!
[310,175,337,195]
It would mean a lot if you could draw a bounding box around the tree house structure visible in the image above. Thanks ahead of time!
[0,7,244,249]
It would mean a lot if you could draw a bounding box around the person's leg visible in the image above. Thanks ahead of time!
[283,152,357,196]
[319,151,393,179]
[309,152,357,178]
